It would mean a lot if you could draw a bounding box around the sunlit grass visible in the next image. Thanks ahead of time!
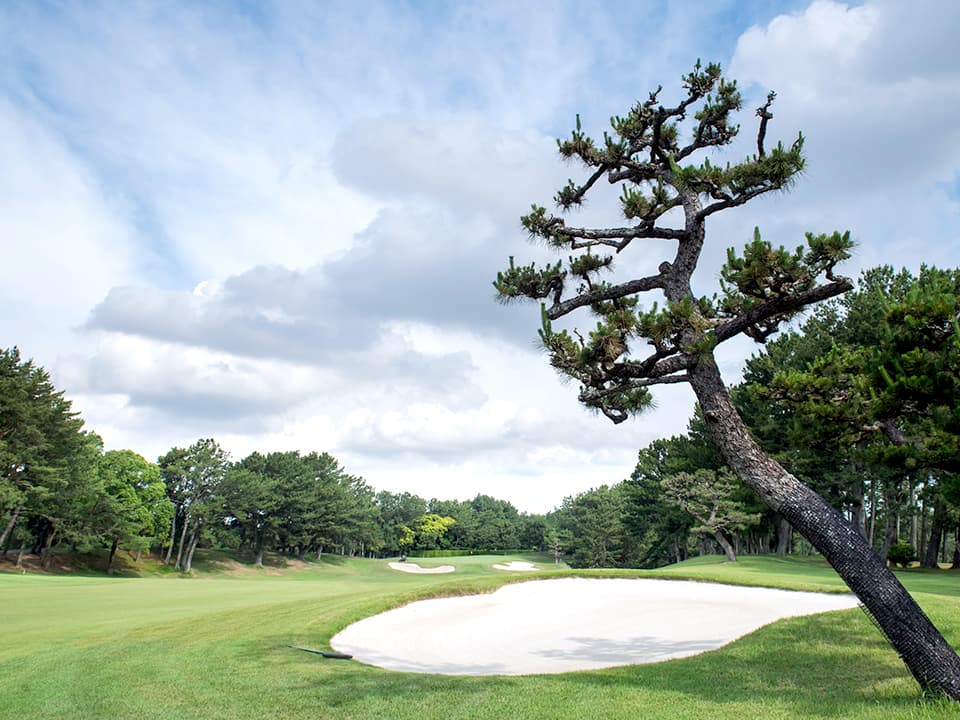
[2,552,958,719]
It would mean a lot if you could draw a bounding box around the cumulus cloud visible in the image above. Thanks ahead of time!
[0,100,139,361]
[728,0,960,272]
[4,1,959,512]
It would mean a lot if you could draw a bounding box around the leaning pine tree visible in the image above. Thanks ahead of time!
[494,61,960,699]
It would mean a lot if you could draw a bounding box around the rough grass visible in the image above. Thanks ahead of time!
[2,552,958,719]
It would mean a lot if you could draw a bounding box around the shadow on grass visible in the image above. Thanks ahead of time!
[282,610,935,718]
[559,610,925,717]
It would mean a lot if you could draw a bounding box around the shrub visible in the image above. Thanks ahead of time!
[887,541,917,569]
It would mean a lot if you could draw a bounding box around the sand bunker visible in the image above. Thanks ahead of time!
[331,578,858,675]
[493,561,539,571]
[388,561,455,574]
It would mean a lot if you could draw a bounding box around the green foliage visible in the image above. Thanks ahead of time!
[96,450,171,564]
[660,469,761,538]
[552,485,638,568]
[887,541,918,569]
[0,347,105,561]
[495,60,850,428]
[409,513,456,550]
[493,253,565,302]
[719,228,853,340]
[766,265,960,473]
[672,135,805,200]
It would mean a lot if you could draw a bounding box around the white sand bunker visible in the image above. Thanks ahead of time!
[332,578,858,675]
[493,561,539,571]
[388,561,455,574]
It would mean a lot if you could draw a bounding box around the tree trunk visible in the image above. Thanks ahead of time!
[952,526,960,570]
[880,479,904,567]
[183,520,202,573]
[106,537,118,575]
[909,486,919,551]
[776,516,792,556]
[174,510,190,570]
[881,499,898,569]
[254,535,264,568]
[0,506,21,550]
[690,358,960,699]
[40,526,57,570]
[919,495,928,560]
[714,531,737,562]
[922,497,947,569]
[849,467,868,539]
[163,506,180,565]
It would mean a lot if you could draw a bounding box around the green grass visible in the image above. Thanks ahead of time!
[2,552,958,719]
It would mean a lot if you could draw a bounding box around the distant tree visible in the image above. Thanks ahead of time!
[95,450,170,573]
[494,62,960,697]
[660,469,760,562]
[769,266,959,472]
[410,513,456,550]
[544,527,570,565]
[759,266,960,565]
[396,524,415,552]
[221,452,281,567]
[467,495,521,550]
[887,541,917,570]
[376,491,427,554]
[0,347,102,566]
[158,438,228,572]
[557,485,629,568]
[519,515,549,551]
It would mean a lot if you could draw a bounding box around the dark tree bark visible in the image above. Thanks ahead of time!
[39,525,56,570]
[952,526,959,570]
[496,62,960,698]
[691,359,960,698]
[880,480,905,568]
[922,497,948,569]
[174,510,190,571]
[182,521,201,574]
[776,516,792,556]
[163,505,181,565]
[0,506,21,551]
[254,538,265,568]
[106,537,118,575]
[713,531,737,562]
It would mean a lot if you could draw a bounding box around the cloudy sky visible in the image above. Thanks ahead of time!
[2,1,958,513]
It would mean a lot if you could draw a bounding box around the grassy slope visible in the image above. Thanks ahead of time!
[2,553,958,719]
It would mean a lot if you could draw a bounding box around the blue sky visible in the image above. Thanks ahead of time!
[2,1,958,512]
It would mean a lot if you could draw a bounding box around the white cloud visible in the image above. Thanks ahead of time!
[3,1,959,513]
[728,0,960,273]
[0,100,139,360]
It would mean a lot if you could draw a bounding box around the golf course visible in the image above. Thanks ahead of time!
[3,553,958,719]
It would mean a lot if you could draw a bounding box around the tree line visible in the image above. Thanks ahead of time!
[0,350,549,571]
[3,259,957,575]
[550,265,959,570]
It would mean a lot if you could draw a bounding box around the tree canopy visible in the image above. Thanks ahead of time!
[494,61,960,699]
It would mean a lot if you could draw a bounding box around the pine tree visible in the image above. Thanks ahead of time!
[494,62,960,699]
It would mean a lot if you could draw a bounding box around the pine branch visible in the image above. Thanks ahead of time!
[545,274,664,320]
[756,91,776,158]
[714,278,853,344]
